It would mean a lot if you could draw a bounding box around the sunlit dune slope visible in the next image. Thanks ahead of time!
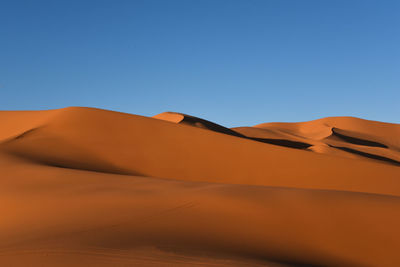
[1,107,400,267]
[1,107,399,194]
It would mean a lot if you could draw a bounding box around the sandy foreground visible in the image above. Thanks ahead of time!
[1,107,399,266]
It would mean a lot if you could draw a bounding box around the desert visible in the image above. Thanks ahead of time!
[1,107,399,266]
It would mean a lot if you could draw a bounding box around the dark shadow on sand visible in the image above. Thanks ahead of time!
[330,145,400,166]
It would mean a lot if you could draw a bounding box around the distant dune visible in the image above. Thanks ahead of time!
[1,107,399,266]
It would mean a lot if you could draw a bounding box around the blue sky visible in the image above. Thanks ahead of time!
[1,0,399,126]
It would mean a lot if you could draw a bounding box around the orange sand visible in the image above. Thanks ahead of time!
[1,107,399,266]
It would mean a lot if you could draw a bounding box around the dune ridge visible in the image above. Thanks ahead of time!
[1,107,400,266]
[154,112,400,166]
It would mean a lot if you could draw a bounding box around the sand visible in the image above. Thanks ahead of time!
[1,107,399,266]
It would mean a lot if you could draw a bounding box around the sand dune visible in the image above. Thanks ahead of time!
[1,107,400,266]
[234,117,400,166]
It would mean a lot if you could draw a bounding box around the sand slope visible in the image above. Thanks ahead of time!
[1,107,400,266]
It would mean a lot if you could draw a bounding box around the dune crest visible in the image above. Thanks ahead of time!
[153,111,245,137]
[1,107,400,266]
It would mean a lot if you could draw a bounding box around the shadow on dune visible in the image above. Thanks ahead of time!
[173,113,313,150]
[329,145,400,166]
[254,256,329,267]
[157,245,342,267]
[179,115,247,138]
[248,137,312,149]
[6,150,138,175]
[331,128,388,148]
[1,128,140,176]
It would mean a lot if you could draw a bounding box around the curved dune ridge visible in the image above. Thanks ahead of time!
[1,107,400,267]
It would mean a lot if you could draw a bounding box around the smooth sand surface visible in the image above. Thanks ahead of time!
[1,107,400,266]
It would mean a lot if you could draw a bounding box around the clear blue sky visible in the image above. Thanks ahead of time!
[1,0,399,126]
